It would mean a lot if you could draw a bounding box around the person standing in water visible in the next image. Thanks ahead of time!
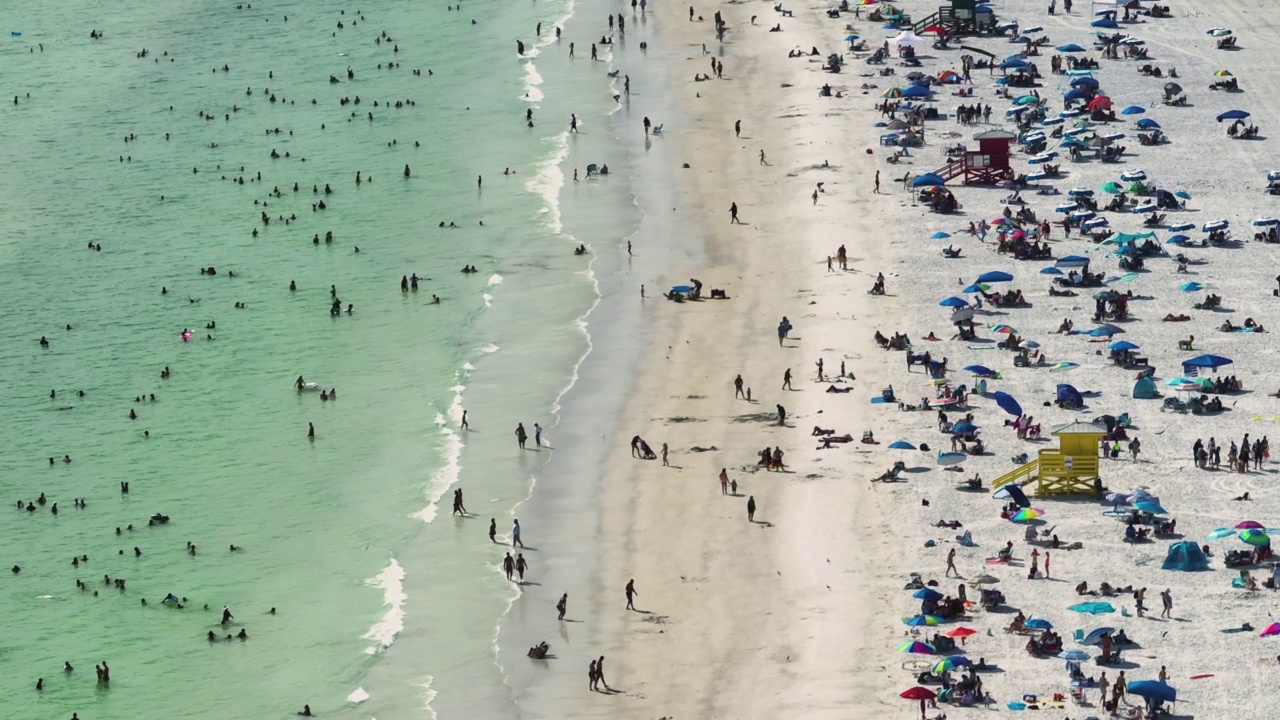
[452,489,467,516]
[512,519,524,547]
[534,423,542,447]
[488,518,497,543]
[515,423,527,449]
[503,552,515,581]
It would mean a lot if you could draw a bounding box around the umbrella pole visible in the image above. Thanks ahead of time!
[920,698,926,720]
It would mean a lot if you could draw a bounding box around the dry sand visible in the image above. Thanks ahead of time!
[510,0,1280,718]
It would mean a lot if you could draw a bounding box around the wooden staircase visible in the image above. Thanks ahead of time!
[933,157,965,182]
[912,6,955,34]
[991,459,1038,489]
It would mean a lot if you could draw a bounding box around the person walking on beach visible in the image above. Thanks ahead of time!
[588,660,598,691]
[534,423,542,447]
[729,202,741,223]
[1044,551,1051,579]
[596,656,609,690]
[747,495,756,521]
[734,374,745,399]
[945,548,958,577]
[461,410,469,430]
[782,368,793,390]
[776,404,786,426]
[452,489,467,516]
[1128,436,1141,461]
[1134,587,1147,618]
[735,119,741,137]
[625,579,638,610]
[720,468,730,494]
[874,170,881,194]
[557,593,568,620]
[512,519,524,547]
[515,553,528,581]
[489,518,497,543]
[1160,588,1173,618]
[515,423,528,449]
[503,552,515,581]
[759,149,768,165]
[661,443,669,466]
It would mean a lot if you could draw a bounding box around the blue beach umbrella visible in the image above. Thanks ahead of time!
[1127,681,1176,703]
[931,231,952,239]
[964,365,997,377]
[1205,528,1236,541]
[1167,235,1190,244]
[952,422,979,434]
[1108,340,1139,351]
[1001,57,1030,69]
[1081,627,1116,645]
[977,271,1014,283]
[913,173,946,187]
[889,440,917,451]
[1135,500,1167,515]
[1217,109,1250,122]
[1202,219,1230,232]
[1088,326,1119,337]
[993,391,1022,417]
[1179,281,1203,292]
[902,84,932,99]
[1040,267,1064,275]
[913,587,944,601]
[940,297,969,308]
[1063,88,1090,103]
[1056,43,1086,53]
[1174,190,1191,200]
[962,283,987,294]
[1121,105,1145,116]
[1092,18,1118,28]
[1025,618,1053,630]
[1056,255,1090,268]
[906,614,942,627]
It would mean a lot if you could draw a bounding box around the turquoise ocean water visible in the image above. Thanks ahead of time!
[0,0,639,717]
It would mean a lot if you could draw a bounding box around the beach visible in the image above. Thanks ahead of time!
[9,0,1280,717]
[502,0,1280,719]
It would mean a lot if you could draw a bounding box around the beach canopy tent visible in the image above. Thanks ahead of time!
[1161,541,1209,571]
[902,84,933,99]
[889,31,929,48]
[1182,354,1232,373]
[1056,384,1083,408]
[1133,376,1158,399]
[1216,109,1250,122]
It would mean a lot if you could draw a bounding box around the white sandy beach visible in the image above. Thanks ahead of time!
[503,1,1280,718]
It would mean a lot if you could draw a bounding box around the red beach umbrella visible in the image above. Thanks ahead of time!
[900,686,938,719]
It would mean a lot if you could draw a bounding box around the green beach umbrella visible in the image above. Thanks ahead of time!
[1240,529,1270,546]
[1100,182,1123,194]
[897,640,937,654]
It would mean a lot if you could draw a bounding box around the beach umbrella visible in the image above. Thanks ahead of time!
[1056,255,1091,268]
[977,271,1014,283]
[946,627,977,639]
[1055,202,1079,213]
[1049,362,1079,373]
[1239,529,1270,546]
[1163,82,1183,97]
[1014,94,1040,106]
[1081,627,1116,646]
[900,686,937,719]
[1063,88,1091,104]
[994,391,1022,417]
[1179,281,1204,292]
[1207,27,1232,37]
[1127,680,1177,703]
[1010,508,1043,523]
[912,173,946,187]
[1254,217,1279,227]
[936,452,966,466]
[1201,219,1230,232]
[1216,109,1250,122]
[932,656,970,674]
[1025,618,1053,630]
[898,640,937,654]
[1106,492,1130,506]
[988,324,1017,334]
[888,440,916,451]
[1070,76,1100,89]
[1069,602,1116,615]
[1136,118,1161,130]
[1057,43,1086,53]
[1108,340,1139,351]
[939,297,969,308]
[844,34,859,42]
[1174,190,1192,200]
[912,588,944,602]
[1183,354,1233,371]
[962,283,990,294]
[1205,528,1236,541]
[1134,500,1167,515]
[882,87,903,98]
[1120,169,1148,181]
[931,231,952,239]
[1068,187,1094,197]
[1167,235,1190,244]
[965,364,997,376]
[1120,105,1145,116]
[1215,69,1233,77]
[952,422,979,434]
[906,614,942,627]
[1169,222,1195,232]
[1262,623,1280,637]
[1236,520,1264,529]
[902,85,932,99]
[1100,181,1123,194]
[1088,326,1119,337]
[950,308,975,323]
[1059,649,1090,661]
[1001,57,1030,69]
[1092,18,1119,28]
[1022,340,1041,349]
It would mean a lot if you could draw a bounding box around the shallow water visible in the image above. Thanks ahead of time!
[0,0,627,717]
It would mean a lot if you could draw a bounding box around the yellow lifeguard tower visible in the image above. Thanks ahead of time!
[992,421,1105,496]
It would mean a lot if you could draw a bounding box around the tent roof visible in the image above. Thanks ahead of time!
[1052,421,1108,436]
[974,129,1017,140]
